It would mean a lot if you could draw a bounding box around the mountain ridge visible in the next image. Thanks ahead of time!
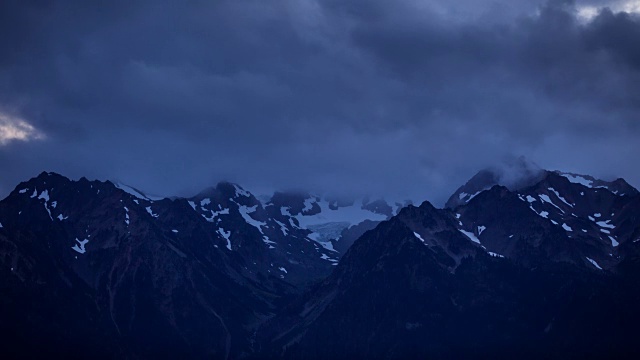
[2,167,640,358]
[256,167,640,359]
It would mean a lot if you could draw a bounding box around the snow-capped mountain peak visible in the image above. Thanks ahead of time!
[452,168,640,270]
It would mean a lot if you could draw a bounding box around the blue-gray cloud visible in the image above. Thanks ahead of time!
[0,0,639,205]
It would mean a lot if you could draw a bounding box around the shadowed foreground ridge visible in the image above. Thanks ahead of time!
[1,169,640,359]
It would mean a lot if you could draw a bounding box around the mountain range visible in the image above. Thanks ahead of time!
[1,165,639,358]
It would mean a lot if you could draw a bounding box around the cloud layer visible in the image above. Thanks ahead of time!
[1,0,639,205]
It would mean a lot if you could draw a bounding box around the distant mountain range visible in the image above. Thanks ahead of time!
[1,166,639,358]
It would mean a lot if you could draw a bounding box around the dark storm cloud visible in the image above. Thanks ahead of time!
[0,0,639,205]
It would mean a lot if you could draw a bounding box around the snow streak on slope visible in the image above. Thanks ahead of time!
[292,199,388,228]
[459,229,481,244]
[114,182,165,201]
[289,198,390,252]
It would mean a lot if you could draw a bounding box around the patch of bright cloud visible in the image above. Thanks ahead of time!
[0,113,45,145]
[577,5,600,21]
[577,1,640,21]
[620,0,640,12]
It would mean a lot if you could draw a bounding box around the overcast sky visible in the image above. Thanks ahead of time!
[1,0,639,206]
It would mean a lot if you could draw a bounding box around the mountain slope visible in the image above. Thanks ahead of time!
[454,170,640,270]
[0,172,337,358]
[258,169,640,359]
[2,168,640,358]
